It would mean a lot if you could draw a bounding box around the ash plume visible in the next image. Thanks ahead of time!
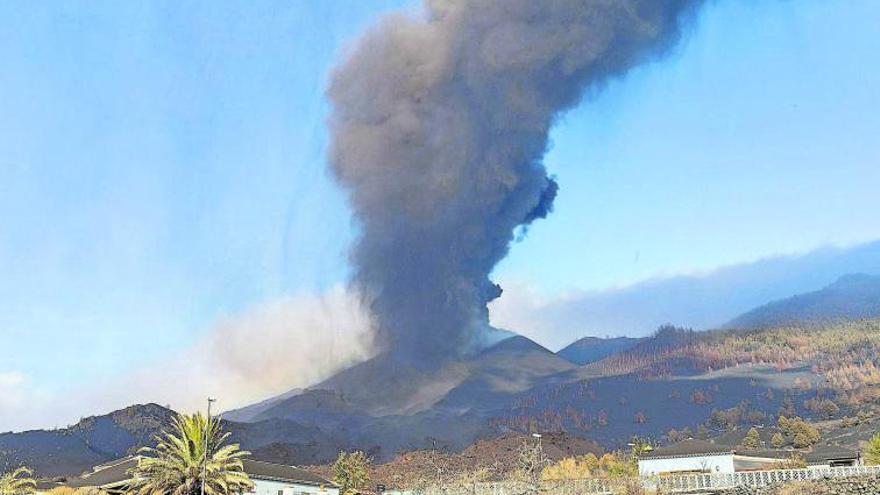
[328,0,702,363]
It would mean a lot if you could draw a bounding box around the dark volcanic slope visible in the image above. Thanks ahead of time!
[557,336,642,365]
[253,335,575,423]
[242,335,577,459]
[0,404,173,477]
[726,273,880,329]
[223,388,304,423]
[0,336,578,476]
[0,403,350,478]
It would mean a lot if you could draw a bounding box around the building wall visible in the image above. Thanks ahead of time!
[638,454,736,475]
[251,478,339,495]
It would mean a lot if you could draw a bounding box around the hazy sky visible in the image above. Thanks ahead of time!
[0,0,878,431]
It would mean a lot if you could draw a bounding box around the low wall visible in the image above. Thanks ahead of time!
[718,475,880,495]
[410,466,880,495]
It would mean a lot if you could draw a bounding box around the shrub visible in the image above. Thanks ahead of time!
[771,432,786,448]
[742,428,761,449]
[333,451,371,495]
[865,432,880,465]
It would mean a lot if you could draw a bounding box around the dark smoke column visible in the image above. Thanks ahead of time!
[327,0,701,364]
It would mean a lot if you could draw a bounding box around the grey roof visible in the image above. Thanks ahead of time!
[65,457,335,489]
[805,446,860,463]
[640,439,733,460]
[732,446,859,464]
[242,459,336,487]
[35,480,65,491]
[67,457,138,488]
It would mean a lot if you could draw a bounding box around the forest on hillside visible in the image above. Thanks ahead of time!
[492,319,880,447]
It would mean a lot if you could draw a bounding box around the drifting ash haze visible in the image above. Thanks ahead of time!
[328,0,703,365]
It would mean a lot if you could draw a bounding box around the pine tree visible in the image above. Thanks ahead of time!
[742,428,761,449]
[771,432,786,448]
[333,451,371,495]
[865,433,880,465]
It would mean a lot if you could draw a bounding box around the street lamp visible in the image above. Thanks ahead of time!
[202,398,216,495]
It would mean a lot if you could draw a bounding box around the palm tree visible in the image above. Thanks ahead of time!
[0,467,36,495]
[128,412,253,495]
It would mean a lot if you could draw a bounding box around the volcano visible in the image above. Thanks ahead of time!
[224,334,576,457]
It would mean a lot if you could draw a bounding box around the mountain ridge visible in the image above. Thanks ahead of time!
[726,273,880,329]
[557,336,643,365]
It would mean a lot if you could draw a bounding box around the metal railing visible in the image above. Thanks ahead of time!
[407,465,880,495]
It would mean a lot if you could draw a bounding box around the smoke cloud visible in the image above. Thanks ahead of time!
[328,0,702,363]
[112,287,375,414]
[0,288,374,432]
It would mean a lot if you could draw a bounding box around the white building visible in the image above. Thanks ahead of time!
[638,439,736,475]
[68,457,339,495]
[638,439,861,476]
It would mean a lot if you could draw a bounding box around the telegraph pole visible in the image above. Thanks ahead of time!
[202,398,216,495]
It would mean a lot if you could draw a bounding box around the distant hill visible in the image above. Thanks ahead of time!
[0,404,173,477]
[726,273,880,329]
[0,403,350,477]
[491,240,880,346]
[556,336,642,365]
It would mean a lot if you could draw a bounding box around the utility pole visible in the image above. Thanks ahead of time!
[202,398,216,495]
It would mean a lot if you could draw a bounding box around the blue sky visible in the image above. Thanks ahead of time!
[0,0,878,430]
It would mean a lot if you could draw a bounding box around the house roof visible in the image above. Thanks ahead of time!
[804,445,860,463]
[66,457,335,489]
[731,446,859,465]
[242,459,336,487]
[67,457,138,488]
[35,480,65,491]
[640,439,733,460]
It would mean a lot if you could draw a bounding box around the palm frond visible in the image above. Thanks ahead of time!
[128,412,254,495]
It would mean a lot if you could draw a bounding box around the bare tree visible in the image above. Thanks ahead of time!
[514,435,550,495]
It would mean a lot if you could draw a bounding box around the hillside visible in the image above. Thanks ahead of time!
[0,404,173,477]
[0,403,352,478]
[557,336,642,365]
[307,431,604,488]
[9,315,880,478]
[236,318,880,457]
[243,335,576,458]
[726,273,880,329]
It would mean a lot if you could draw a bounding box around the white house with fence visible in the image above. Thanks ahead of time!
[637,439,860,476]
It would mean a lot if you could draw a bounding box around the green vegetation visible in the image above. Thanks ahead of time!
[778,452,807,470]
[333,451,371,495]
[865,433,880,465]
[0,467,36,495]
[742,427,761,449]
[541,453,636,481]
[777,416,820,448]
[129,412,253,495]
[589,319,880,408]
[771,432,786,448]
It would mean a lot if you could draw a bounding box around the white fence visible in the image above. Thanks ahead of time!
[646,465,880,493]
[409,465,880,495]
